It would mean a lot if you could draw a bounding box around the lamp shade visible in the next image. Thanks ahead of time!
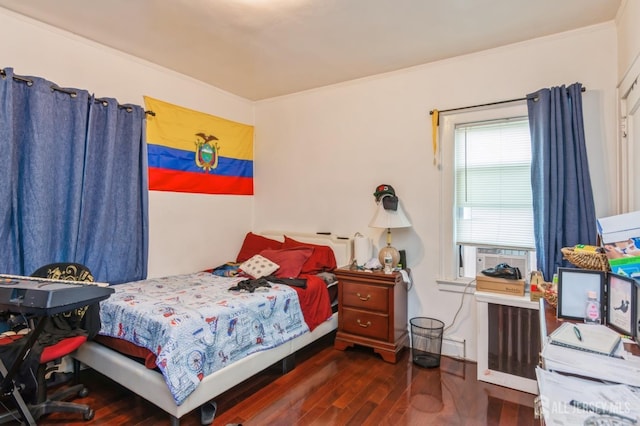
[369,201,411,229]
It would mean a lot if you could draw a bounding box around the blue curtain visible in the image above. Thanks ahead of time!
[527,82,597,281]
[0,68,148,284]
[77,97,149,283]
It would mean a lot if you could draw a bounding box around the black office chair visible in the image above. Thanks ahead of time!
[0,263,95,423]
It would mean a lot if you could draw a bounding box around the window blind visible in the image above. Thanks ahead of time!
[454,117,535,249]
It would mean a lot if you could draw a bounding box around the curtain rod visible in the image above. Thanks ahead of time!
[429,86,586,117]
[1,68,155,116]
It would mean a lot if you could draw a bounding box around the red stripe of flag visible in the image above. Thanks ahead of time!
[149,167,253,195]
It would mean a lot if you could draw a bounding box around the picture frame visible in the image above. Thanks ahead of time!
[557,267,606,321]
[606,273,637,338]
[634,279,640,345]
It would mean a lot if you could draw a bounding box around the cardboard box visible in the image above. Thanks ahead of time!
[476,275,525,296]
[597,211,640,244]
[529,285,544,302]
[597,211,640,277]
[529,271,545,302]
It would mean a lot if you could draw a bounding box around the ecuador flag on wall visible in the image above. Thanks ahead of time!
[144,96,254,195]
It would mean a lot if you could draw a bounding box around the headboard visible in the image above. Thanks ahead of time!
[258,231,353,268]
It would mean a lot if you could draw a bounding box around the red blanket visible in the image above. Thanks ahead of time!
[291,274,333,332]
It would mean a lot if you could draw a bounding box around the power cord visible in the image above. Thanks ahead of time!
[443,278,475,333]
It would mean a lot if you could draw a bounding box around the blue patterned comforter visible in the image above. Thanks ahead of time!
[98,272,310,405]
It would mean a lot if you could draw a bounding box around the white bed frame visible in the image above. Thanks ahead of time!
[73,232,352,426]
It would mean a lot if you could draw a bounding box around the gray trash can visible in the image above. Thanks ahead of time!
[410,317,444,368]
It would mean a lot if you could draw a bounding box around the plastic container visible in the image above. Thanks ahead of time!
[584,290,601,324]
[410,317,444,368]
[383,252,393,273]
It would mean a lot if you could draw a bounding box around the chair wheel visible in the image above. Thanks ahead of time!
[84,408,95,421]
[78,387,89,398]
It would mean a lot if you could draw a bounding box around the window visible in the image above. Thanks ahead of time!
[438,104,536,285]
[455,118,533,247]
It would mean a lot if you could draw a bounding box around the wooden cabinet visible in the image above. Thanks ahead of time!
[334,267,408,363]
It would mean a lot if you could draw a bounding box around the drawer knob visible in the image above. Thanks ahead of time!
[356,292,371,301]
[357,319,371,328]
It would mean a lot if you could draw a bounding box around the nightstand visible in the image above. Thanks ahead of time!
[334,267,409,363]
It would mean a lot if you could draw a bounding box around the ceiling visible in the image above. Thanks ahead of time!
[0,0,621,101]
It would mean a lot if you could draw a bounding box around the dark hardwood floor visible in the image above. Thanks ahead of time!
[5,334,536,425]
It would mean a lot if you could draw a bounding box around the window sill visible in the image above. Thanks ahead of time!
[436,277,477,294]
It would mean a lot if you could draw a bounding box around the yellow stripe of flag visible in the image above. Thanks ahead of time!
[144,96,253,161]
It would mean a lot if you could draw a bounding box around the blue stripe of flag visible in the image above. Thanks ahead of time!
[148,145,253,178]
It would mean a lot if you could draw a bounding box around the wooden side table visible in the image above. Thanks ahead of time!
[333,267,409,363]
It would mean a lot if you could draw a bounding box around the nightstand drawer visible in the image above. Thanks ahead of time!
[342,282,388,312]
[341,308,388,340]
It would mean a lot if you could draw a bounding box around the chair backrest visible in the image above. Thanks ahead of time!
[30,263,94,282]
[30,262,100,338]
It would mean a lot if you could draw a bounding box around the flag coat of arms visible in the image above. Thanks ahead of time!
[144,96,254,195]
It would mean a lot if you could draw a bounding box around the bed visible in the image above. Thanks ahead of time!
[73,231,352,426]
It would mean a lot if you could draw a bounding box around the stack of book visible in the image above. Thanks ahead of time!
[541,323,640,387]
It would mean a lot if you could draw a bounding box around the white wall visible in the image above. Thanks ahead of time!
[616,0,640,83]
[253,24,619,360]
[0,8,255,277]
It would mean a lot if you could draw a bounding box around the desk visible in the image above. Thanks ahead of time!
[539,298,640,356]
[537,299,640,425]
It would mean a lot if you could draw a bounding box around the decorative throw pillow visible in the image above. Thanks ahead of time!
[235,232,283,263]
[282,236,337,274]
[239,254,280,279]
[259,247,314,278]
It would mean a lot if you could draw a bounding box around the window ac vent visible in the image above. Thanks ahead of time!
[476,247,529,279]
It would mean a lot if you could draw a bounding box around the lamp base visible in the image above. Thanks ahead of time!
[378,246,400,274]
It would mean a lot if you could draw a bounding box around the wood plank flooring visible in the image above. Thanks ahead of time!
[5,333,536,425]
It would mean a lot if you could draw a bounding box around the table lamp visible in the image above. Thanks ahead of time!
[369,185,411,272]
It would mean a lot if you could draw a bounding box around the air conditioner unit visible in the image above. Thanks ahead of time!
[477,247,530,279]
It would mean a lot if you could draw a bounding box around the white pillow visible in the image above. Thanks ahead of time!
[240,254,279,279]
